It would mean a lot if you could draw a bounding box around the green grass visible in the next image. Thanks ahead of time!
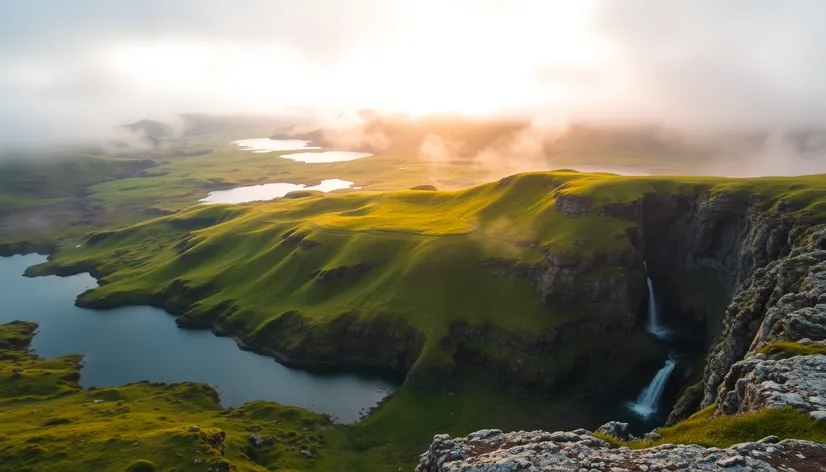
[0,153,155,201]
[7,138,826,469]
[5,124,826,252]
[618,405,826,449]
[758,341,826,358]
[25,169,826,425]
[0,321,642,471]
[0,321,398,471]
[0,320,38,349]
[36,172,668,391]
[4,320,825,471]
[0,135,517,246]
[0,321,82,401]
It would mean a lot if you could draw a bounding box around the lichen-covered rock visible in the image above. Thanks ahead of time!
[595,421,631,441]
[717,354,826,417]
[415,429,826,472]
[701,233,826,410]
[748,256,826,351]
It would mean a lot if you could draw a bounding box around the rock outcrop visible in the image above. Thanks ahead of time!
[701,228,826,411]
[415,429,826,472]
[533,247,642,319]
[617,188,826,423]
[594,421,631,441]
[717,353,826,419]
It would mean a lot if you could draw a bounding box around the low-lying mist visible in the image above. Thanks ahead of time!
[284,112,826,179]
[5,110,826,180]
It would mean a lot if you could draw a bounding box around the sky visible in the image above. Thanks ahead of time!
[1,0,825,145]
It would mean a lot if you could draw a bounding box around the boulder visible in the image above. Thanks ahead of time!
[643,431,662,441]
[595,421,631,441]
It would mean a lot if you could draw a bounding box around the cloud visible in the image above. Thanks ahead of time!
[594,0,826,128]
[1,0,825,149]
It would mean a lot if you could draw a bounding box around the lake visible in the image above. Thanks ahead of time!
[232,138,320,153]
[200,178,355,204]
[0,254,397,423]
[280,151,373,164]
[232,138,373,163]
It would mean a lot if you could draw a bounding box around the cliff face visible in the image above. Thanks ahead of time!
[606,190,822,422]
[699,223,826,412]
[417,189,826,469]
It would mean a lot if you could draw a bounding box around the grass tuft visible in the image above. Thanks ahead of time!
[625,406,826,449]
[758,341,826,358]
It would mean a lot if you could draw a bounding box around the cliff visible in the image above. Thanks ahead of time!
[417,177,826,470]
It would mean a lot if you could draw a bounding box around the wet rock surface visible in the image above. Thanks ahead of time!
[415,429,826,472]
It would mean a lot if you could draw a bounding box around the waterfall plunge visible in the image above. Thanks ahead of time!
[628,263,676,419]
[628,359,676,418]
[643,262,668,339]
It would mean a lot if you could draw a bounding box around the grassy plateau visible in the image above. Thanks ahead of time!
[4,123,826,469]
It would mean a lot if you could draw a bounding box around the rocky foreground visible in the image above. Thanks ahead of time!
[415,429,826,472]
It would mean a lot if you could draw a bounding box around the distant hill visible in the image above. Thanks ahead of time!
[123,119,175,145]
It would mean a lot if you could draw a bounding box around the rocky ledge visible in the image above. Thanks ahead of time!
[415,429,826,472]
[718,352,826,420]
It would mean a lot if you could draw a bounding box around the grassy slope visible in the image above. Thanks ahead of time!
[0,153,155,209]
[35,170,826,386]
[0,321,650,472]
[597,405,826,449]
[46,170,826,333]
[0,120,740,248]
[0,137,509,247]
[45,173,650,376]
[4,327,826,472]
[27,170,826,466]
[0,321,386,472]
[6,168,826,468]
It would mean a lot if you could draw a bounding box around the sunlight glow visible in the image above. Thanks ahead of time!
[100,2,609,116]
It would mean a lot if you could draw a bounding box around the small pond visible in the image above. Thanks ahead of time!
[233,138,373,163]
[200,179,354,204]
[280,151,373,164]
[232,138,320,153]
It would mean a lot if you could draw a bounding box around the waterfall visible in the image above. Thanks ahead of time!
[628,359,676,418]
[643,262,668,338]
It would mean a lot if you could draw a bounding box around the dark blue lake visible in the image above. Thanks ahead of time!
[0,254,397,423]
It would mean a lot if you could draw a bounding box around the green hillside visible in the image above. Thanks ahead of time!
[0,321,375,472]
[8,170,826,470]
[33,171,826,392]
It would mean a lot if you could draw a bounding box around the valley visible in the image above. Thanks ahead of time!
[3,123,826,471]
